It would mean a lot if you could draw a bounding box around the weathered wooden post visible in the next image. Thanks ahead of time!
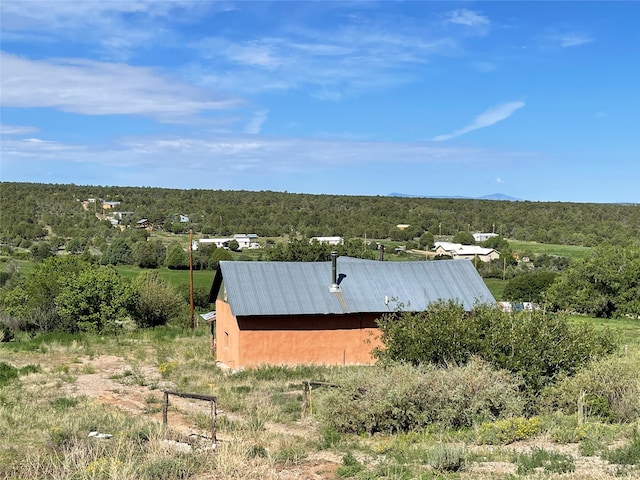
[162,391,169,426]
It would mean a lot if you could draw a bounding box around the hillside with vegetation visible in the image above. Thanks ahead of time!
[0,182,639,478]
[2,182,638,247]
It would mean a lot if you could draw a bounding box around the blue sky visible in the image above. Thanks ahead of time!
[1,1,639,203]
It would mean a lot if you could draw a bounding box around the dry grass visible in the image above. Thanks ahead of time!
[1,324,638,479]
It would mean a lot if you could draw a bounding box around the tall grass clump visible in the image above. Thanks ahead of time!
[543,351,640,423]
[514,448,575,475]
[317,358,523,434]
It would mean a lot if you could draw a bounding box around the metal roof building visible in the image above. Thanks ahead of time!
[209,257,494,317]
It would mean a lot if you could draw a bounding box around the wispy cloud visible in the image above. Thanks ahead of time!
[190,22,461,98]
[0,124,39,135]
[244,110,268,134]
[0,52,242,123]
[538,31,594,50]
[496,177,505,184]
[0,0,215,59]
[556,33,593,48]
[1,132,532,175]
[433,101,525,141]
[446,9,490,28]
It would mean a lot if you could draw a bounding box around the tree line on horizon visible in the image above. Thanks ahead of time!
[1,182,639,249]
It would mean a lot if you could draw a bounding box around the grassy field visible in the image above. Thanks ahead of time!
[483,278,507,301]
[115,265,215,291]
[570,315,640,347]
[507,240,591,260]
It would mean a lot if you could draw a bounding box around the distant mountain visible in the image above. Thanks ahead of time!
[388,192,521,201]
[478,193,521,201]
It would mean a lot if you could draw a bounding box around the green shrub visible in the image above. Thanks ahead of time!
[142,454,204,480]
[50,397,80,411]
[48,426,74,449]
[0,323,14,342]
[375,301,619,395]
[605,432,640,465]
[426,443,467,472]
[318,359,523,434]
[543,352,640,422]
[0,362,19,386]
[515,448,575,475]
[336,452,364,478]
[477,417,541,445]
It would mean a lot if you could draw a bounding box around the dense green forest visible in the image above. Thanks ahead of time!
[2,182,638,247]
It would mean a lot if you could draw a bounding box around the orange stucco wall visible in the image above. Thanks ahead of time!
[215,299,383,369]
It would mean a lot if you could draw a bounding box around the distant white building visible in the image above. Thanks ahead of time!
[198,234,259,250]
[472,232,498,242]
[434,242,500,263]
[310,236,343,246]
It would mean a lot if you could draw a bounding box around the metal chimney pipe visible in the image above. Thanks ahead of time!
[331,251,338,285]
[379,244,385,261]
[329,251,340,292]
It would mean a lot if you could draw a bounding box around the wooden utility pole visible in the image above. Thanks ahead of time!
[189,230,194,330]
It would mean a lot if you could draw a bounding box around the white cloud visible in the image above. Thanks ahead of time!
[496,177,505,184]
[538,31,594,50]
[190,25,460,97]
[0,124,39,135]
[244,111,268,134]
[433,101,525,141]
[1,132,532,174]
[0,52,241,122]
[557,34,593,48]
[446,9,490,28]
[0,0,213,59]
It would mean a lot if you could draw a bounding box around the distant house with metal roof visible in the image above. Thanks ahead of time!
[199,234,259,250]
[434,242,500,263]
[472,232,499,242]
[310,236,343,245]
[207,256,494,369]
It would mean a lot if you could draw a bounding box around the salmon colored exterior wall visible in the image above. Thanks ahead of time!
[215,299,383,369]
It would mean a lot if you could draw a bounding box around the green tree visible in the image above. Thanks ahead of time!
[482,236,510,253]
[547,245,640,317]
[210,248,233,269]
[65,237,85,255]
[132,239,165,268]
[55,266,135,333]
[100,237,134,265]
[503,270,558,303]
[31,242,55,262]
[131,271,184,327]
[228,239,240,251]
[165,242,189,270]
[0,256,90,331]
[453,231,475,245]
[419,231,435,249]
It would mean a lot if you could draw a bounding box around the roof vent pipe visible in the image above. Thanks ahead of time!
[329,251,340,292]
[379,244,385,262]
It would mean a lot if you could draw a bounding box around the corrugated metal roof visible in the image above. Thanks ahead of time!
[214,257,494,317]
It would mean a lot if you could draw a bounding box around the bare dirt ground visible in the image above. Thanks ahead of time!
[58,354,340,480]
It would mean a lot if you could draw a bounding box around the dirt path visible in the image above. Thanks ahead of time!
[56,354,340,479]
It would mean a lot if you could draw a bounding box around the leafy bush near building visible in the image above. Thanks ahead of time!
[318,359,524,434]
[374,301,619,395]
